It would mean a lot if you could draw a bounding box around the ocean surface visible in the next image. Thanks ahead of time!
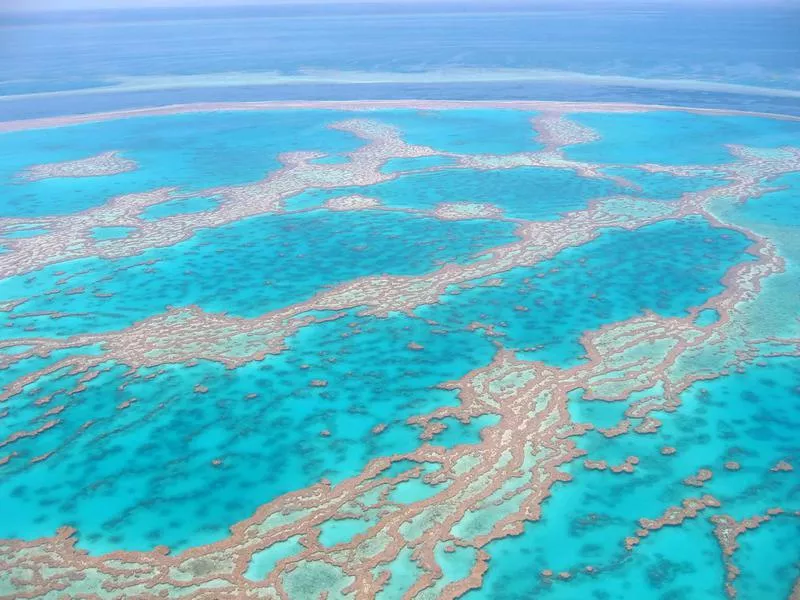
[1,1,800,118]
[0,2,799,599]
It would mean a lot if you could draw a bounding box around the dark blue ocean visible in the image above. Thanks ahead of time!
[1,1,799,119]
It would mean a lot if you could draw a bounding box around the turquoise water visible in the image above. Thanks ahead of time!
[566,112,800,166]
[1,211,515,337]
[0,111,363,217]
[286,167,626,219]
[470,357,800,600]
[0,107,798,599]
[91,226,136,240]
[734,172,800,228]
[601,167,727,201]
[139,195,221,220]
[381,155,457,174]
[694,308,721,327]
[0,312,498,552]
[377,109,544,155]
[0,225,49,239]
[245,536,305,581]
[417,218,751,367]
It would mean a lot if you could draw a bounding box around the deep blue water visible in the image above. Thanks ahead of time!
[1,2,799,119]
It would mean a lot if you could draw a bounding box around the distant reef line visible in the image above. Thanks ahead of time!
[2,99,800,133]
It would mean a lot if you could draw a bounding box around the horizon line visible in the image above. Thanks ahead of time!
[3,0,796,14]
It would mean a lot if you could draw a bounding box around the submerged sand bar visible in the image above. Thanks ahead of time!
[1,99,800,134]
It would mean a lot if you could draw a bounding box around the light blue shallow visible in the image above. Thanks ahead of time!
[0,210,516,337]
[0,110,364,217]
[417,217,752,367]
[0,107,797,600]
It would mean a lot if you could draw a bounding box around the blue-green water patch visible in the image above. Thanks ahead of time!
[375,548,421,600]
[417,218,752,367]
[380,155,456,174]
[733,516,800,599]
[602,167,727,201]
[319,518,373,547]
[732,172,800,228]
[389,477,446,505]
[655,357,800,519]
[286,168,623,220]
[0,110,364,217]
[245,536,304,581]
[0,311,499,553]
[694,308,720,327]
[139,195,221,220]
[0,210,516,337]
[377,109,543,155]
[0,225,49,239]
[565,111,800,166]
[91,226,135,240]
[433,544,478,589]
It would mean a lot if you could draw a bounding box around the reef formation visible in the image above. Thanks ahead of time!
[0,101,798,599]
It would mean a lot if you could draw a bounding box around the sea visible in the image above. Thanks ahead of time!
[0,2,798,599]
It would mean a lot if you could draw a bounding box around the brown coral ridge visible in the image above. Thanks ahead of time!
[2,118,792,441]
[432,203,505,221]
[17,150,138,182]
[710,510,800,598]
[0,118,437,279]
[609,456,639,474]
[0,222,788,598]
[3,109,798,289]
[0,349,589,599]
[0,107,798,597]
[624,495,721,551]
[770,460,793,472]
[323,195,382,212]
[0,255,777,598]
[0,113,575,282]
[683,468,713,487]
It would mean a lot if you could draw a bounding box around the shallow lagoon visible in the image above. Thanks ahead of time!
[0,106,798,599]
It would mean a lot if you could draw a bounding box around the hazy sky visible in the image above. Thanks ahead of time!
[5,0,467,10]
[3,0,777,12]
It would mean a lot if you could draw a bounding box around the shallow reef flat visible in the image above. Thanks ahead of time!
[0,102,798,599]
